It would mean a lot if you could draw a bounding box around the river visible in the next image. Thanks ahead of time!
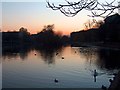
[2,46,120,88]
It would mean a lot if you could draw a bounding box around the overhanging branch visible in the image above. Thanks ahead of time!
[47,0,120,17]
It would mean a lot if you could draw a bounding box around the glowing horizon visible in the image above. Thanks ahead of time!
[2,2,97,35]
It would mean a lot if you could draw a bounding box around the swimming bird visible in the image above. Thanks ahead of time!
[93,70,98,82]
[88,69,106,82]
[54,78,58,83]
[56,53,58,55]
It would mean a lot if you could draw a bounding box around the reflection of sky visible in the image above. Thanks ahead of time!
[2,0,119,35]
[2,46,114,88]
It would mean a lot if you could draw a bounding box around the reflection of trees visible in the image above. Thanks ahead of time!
[78,47,120,70]
[18,47,29,60]
[97,49,120,70]
[2,45,32,60]
[35,46,63,64]
[78,47,98,63]
[2,44,64,64]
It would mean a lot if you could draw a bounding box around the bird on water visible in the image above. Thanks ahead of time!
[54,78,58,83]
[62,57,64,59]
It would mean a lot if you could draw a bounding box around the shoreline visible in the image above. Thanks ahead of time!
[71,42,120,50]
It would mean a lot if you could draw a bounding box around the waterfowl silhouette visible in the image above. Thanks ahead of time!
[62,57,64,59]
[56,53,58,55]
[87,69,106,82]
[54,78,58,83]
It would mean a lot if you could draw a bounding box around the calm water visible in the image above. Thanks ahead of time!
[2,46,120,88]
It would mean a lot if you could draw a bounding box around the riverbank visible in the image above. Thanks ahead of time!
[71,42,120,50]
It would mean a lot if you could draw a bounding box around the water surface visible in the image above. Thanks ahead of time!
[2,46,120,88]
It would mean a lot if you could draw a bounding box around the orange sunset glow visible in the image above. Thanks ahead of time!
[2,2,92,35]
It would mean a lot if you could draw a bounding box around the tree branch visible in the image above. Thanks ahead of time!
[47,0,120,17]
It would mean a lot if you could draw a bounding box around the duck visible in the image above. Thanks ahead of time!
[56,53,58,55]
[62,57,64,59]
[54,78,58,83]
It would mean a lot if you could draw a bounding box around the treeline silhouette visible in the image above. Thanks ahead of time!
[32,24,70,47]
[2,13,120,52]
[71,13,120,48]
[2,24,70,53]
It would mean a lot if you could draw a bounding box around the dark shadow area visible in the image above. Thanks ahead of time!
[97,49,120,70]
[34,45,63,64]
[78,47,120,70]
[70,13,120,49]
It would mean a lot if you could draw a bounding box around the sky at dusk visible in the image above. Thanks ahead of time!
[1,0,119,35]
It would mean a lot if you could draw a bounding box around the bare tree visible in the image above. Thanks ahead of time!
[47,0,120,17]
[84,19,104,29]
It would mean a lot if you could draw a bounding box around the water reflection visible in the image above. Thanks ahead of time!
[97,49,120,70]
[77,47,120,70]
[2,45,32,60]
[77,47,120,82]
[34,46,63,64]
[2,46,120,88]
[78,47,98,65]
[2,46,120,70]
[2,45,64,64]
